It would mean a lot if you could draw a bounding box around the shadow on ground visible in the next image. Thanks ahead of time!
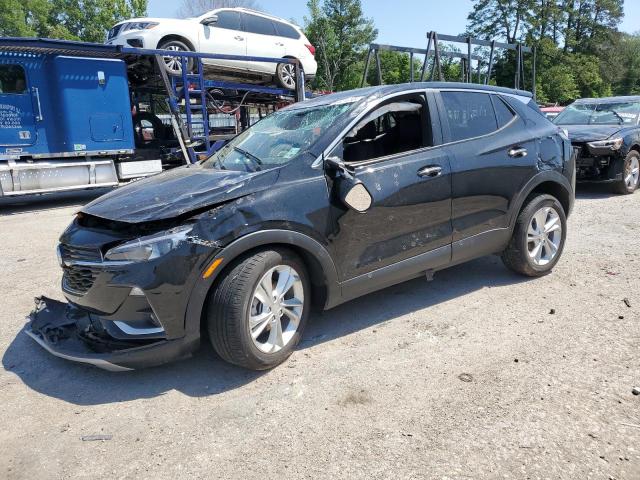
[575,182,623,200]
[3,255,530,405]
[0,188,114,216]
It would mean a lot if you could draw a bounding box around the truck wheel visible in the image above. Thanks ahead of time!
[276,62,298,89]
[502,194,567,277]
[157,40,194,75]
[613,151,640,194]
[207,249,310,370]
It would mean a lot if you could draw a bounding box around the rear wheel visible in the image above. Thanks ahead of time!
[276,62,298,89]
[157,39,194,75]
[502,194,567,277]
[613,150,640,194]
[207,249,310,370]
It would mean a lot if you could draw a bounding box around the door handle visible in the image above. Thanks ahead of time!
[234,35,244,41]
[417,165,443,178]
[276,42,284,46]
[32,87,43,121]
[508,147,528,158]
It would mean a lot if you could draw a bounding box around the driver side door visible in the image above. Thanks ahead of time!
[199,10,247,69]
[326,91,453,296]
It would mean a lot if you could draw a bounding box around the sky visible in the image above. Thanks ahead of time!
[148,0,640,46]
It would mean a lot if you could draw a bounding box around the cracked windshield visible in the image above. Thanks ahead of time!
[203,102,354,172]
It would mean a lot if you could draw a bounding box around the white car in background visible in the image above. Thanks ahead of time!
[106,8,317,89]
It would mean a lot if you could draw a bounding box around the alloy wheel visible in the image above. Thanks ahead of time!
[162,45,186,74]
[527,206,562,266]
[279,64,296,89]
[249,265,304,353]
[625,156,640,190]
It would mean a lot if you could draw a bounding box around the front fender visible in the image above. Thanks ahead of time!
[183,229,341,336]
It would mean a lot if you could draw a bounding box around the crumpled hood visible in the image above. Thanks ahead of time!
[82,165,280,224]
[563,125,623,142]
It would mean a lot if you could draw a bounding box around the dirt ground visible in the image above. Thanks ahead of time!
[0,186,638,480]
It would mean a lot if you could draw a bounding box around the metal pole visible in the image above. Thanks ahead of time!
[434,33,442,81]
[361,47,373,87]
[532,46,537,100]
[467,36,472,84]
[375,48,383,85]
[485,40,495,85]
[476,58,481,84]
[295,60,305,102]
[515,43,521,90]
[420,32,433,81]
[409,51,414,82]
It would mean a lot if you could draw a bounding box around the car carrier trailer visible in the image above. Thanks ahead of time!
[0,37,306,197]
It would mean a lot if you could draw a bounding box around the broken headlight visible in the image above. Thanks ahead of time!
[587,137,623,150]
[105,225,193,262]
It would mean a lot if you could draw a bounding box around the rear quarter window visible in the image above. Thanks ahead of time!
[492,95,517,128]
[274,21,301,39]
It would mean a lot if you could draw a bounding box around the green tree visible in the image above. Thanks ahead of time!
[49,0,148,42]
[0,0,147,42]
[0,0,50,37]
[304,0,377,91]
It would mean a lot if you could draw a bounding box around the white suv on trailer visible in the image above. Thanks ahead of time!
[106,8,317,89]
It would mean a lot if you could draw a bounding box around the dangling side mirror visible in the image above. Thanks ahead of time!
[324,155,372,213]
[201,15,218,25]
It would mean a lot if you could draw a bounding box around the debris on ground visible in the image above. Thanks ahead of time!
[632,387,640,396]
[549,309,556,314]
[458,373,473,383]
[81,434,113,442]
[623,298,632,308]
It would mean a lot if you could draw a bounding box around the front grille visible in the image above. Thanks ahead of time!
[59,244,103,295]
[62,265,101,295]
[59,244,102,262]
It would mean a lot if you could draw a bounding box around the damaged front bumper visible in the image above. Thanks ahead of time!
[26,297,199,371]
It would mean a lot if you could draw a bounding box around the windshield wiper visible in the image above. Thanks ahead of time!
[234,147,263,171]
[609,110,625,124]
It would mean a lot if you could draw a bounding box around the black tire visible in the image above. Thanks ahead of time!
[157,39,194,75]
[612,150,640,195]
[207,249,310,370]
[275,62,298,89]
[501,194,567,277]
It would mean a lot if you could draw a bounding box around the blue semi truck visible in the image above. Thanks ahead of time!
[0,38,305,197]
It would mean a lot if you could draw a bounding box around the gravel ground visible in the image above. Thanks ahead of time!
[0,186,638,480]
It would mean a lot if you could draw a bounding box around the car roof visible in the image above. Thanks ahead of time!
[572,95,640,104]
[289,82,533,110]
[213,7,302,29]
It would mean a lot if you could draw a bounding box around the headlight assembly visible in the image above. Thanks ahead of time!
[105,225,193,262]
[587,137,624,150]
[123,21,159,32]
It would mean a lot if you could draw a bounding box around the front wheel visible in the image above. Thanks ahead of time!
[501,194,567,277]
[207,249,310,370]
[276,62,299,89]
[613,150,640,194]
[157,40,194,75]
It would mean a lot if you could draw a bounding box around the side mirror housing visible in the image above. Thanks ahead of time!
[324,155,372,213]
[201,15,218,25]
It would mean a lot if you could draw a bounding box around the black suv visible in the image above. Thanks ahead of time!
[28,83,575,371]
[553,96,640,194]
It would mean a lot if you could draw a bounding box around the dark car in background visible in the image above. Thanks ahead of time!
[28,82,575,372]
[553,96,640,194]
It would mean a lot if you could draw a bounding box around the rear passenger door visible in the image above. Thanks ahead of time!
[242,13,285,74]
[436,90,536,261]
[327,92,453,282]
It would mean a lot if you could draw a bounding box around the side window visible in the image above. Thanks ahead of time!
[274,21,301,39]
[214,11,241,31]
[0,65,27,95]
[441,92,498,142]
[492,95,516,128]
[337,94,429,163]
[243,14,277,36]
